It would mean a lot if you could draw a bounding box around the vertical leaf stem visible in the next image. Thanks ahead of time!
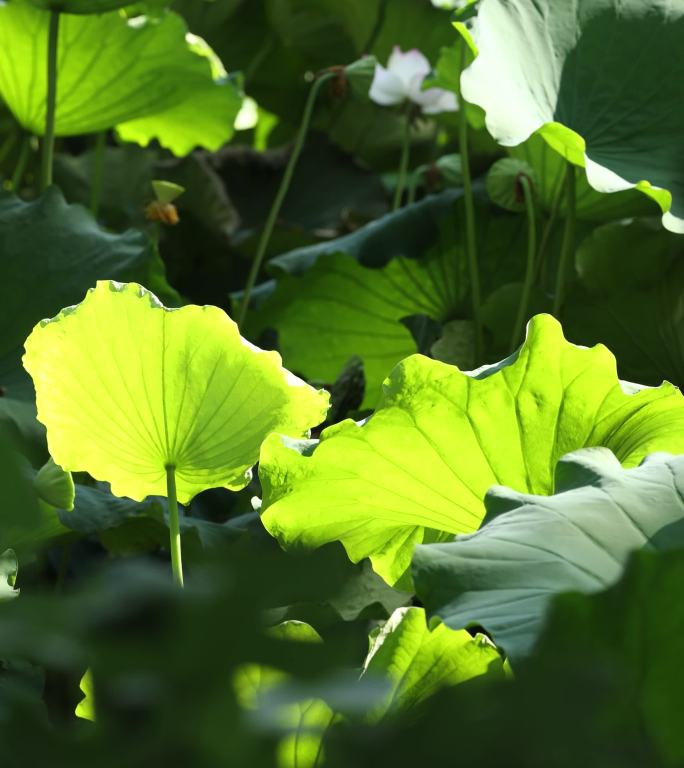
[89,131,106,217]
[534,177,563,288]
[41,10,60,193]
[392,111,412,211]
[165,465,184,588]
[236,70,336,329]
[552,164,576,317]
[456,39,482,361]
[510,175,537,351]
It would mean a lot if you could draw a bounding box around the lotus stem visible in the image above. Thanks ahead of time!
[456,38,483,361]
[41,10,60,193]
[510,175,537,351]
[165,464,184,588]
[236,69,336,329]
[393,111,412,211]
[534,176,563,289]
[11,134,31,192]
[552,164,576,317]
[89,131,106,218]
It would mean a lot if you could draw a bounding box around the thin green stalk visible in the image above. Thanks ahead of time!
[41,10,60,192]
[510,175,537,352]
[552,164,576,317]
[456,39,482,360]
[89,131,106,217]
[11,135,31,192]
[392,111,412,211]
[236,70,336,329]
[534,180,562,289]
[165,465,184,588]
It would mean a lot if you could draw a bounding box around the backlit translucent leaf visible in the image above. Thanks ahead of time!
[261,314,684,586]
[234,621,335,768]
[0,0,241,154]
[462,0,684,231]
[75,670,94,721]
[23,281,329,504]
[363,606,504,717]
[413,449,684,661]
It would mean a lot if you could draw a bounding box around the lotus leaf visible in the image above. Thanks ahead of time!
[23,281,329,503]
[462,0,684,232]
[261,314,684,586]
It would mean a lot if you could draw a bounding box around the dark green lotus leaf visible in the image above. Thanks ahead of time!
[174,0,454,167]
[331,550,684,767]
[413,449,684,661]
[462,0,684,231]
[0,427,72,558]
[526,548,684,766]
[565,218,684,390]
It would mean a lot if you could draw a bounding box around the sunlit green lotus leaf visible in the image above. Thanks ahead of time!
[261,314,684,586]
[363,606,504,717]
[234,609,502,766]
[414,449,684,661]
[462,0,684,232]
[234,621,336,768]
[0,0,241,154]
[75,669,94,721]
[23,281,329,504]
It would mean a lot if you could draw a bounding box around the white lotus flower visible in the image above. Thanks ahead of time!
[369,46,458,115]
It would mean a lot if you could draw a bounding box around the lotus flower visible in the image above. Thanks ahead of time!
[369,47,458,115]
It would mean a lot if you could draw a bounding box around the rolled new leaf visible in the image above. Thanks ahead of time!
[23,281,329,504]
